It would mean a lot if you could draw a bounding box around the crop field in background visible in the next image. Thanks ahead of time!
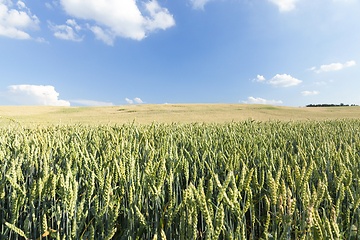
[1,118,360,239]
[1,104,360,126]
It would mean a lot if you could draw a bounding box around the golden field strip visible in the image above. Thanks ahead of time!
[1,104,360,126]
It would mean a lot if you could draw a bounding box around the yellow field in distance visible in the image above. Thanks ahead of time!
[1,104,360,126]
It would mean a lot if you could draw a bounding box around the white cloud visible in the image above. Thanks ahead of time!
[252,75,266,82]
[0,0,40,39]
[307,66,316,71]
[315,61,356,73]
[126,97,145,104]
[268,0,298,12]
[70,99,113,107]
[242,97,283,104]
[144,1,175,31]
[267,74,302,87]
[16,1,25,9]
[134,97,144,104]
[190,0,212,10]
[66,19,81,31]
[1,85,70,106]
[59,0,175,43]
[125,98,133,104]
[48,20,83,42]
[89,25,114,46]
[301,90,319,96]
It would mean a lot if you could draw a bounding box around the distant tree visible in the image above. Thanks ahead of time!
[306,103,355,107]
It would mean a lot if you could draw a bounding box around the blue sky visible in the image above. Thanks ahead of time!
[0,0,359,107]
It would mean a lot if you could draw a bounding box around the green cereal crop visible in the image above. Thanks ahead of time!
[0,119,360,239]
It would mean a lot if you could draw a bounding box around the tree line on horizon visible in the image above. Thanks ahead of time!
[306,103,358,107]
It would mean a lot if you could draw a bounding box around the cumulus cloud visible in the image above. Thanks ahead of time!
[242,97,283,104]
[0,85,70,106]
[16,0,25,9]
[125,98,133,104]
[267,74,302,87]
[126,97,145,104]
[134,97,144,104]
[59,0,175,43]
[268,0,298,12]
[0,0,40,39]
[252,75,266,82]
[189,0,212,10]
[301,91,319,96]
[314,61,356,73]
[70,99,113,107]
[48,19,83,41]
[144,1,175,31]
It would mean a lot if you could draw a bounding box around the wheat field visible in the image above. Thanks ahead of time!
[1,118,360,239]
